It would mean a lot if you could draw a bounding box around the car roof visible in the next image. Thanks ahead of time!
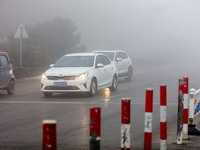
[92,50,126,53]
[0,51,8,55]
[64,53,97,57]
[0,52,10,60]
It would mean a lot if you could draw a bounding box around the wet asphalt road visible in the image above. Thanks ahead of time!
[0,61,200,150]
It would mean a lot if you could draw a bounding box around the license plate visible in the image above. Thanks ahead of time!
[54,82,67,87]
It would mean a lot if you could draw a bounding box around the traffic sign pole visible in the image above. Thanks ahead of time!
[14,23,28,68]
[20,36,22,68]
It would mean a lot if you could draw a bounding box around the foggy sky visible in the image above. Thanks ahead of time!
[1,0,200,61]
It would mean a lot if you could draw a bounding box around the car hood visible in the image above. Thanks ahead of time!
[45,67,91,76]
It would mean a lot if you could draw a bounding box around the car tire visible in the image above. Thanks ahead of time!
[126,67,133,81]
[109,75,118,91]
[89,78,97,97]
[43,92,53,97]
[7,79,15,95]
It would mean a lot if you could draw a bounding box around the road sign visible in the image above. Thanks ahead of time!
[14,23,28,39]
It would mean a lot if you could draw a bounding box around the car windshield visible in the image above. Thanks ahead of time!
[95,52,115,61]
[55,56,94,67]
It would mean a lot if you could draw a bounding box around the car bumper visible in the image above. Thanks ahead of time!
[41,78,91,93]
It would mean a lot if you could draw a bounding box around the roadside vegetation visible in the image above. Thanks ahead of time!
[0,16,86,78]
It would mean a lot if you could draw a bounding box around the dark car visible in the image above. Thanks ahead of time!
[0,52,15,94]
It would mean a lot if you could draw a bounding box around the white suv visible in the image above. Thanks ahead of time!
[92,50,133,80]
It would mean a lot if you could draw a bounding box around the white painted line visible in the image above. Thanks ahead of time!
[0,101,87,104]
[0,101,178,105]
[90,93,125,103]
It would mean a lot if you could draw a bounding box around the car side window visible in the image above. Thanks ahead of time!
[95,56,102,66]
[115,52,121,61]
[121,52,128,59]
[100,55,110,66]
[115,52,128,60]
[0,55,9,66]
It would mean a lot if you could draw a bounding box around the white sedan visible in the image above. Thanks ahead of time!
[41,53,118,97]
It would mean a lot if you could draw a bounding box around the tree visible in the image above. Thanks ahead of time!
[0,16,87,67]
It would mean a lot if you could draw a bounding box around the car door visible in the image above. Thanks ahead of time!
[120,52,129,73]
[115,52,124,76]
[0,55,10,86]
[95,55,105,87]
[100,55,113,86]
[0,55,2,86]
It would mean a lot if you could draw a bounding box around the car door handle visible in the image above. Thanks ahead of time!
[104,69,106,71]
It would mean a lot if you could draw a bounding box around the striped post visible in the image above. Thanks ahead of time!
[121,98,131,150]
[90,107,101,150]
[177,78,184,144]
[42,120,57,150]
[160,85,167,150]
[183,76,189,139]
[189,88,195,125]
[144,88,153,150]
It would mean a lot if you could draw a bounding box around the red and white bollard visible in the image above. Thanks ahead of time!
[183,76,189,139]
[160,85,167,150]
[144,88,153,150]
[90,107,101,150]
[121,98,131,150]
[42,120,57,150]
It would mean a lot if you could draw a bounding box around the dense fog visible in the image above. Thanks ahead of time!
[1,0,200,64]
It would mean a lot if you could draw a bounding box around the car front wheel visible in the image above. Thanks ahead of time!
[109,75,118,91]
[89,79,97,97]
[126,67,133,81]
[7,79,15,95]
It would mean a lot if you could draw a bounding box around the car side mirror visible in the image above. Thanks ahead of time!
[50,64,55,68]
[116,57,122,62]
[96,63,104,68]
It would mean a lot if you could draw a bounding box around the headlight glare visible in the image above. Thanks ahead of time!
[42,74,48,80]
[75,72,88,80]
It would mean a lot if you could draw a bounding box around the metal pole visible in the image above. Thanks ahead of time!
[160,85,167,150]
[177,79,184,144]
[20,26,23,68]
[189,88,195,124]
[144,88,153,150]
[121,98,131,150]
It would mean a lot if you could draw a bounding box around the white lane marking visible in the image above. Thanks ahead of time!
[90,93,125,103]
[0,101,178,105]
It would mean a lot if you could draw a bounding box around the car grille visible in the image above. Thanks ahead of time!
[47,76,75,80]
[44,86,79,90]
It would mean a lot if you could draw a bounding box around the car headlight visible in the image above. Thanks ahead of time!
[41,74,48,80]
[10,69,13,74]
[75,72,88,80]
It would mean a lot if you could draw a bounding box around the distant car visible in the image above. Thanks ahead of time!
[41,53,118,97]
[92,50,133,80]
[0,52,15,94]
